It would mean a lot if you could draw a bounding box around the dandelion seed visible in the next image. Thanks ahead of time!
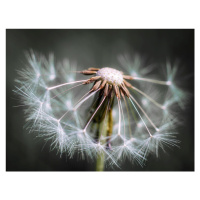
[14,51,187,170]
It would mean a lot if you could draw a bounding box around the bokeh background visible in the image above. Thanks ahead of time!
[6,29,194,171]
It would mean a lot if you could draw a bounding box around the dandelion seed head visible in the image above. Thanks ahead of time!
[14,50,188,169]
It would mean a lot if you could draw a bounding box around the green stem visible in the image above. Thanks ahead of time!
[95,91,114,171]
[96,114,108,171]
[96,149,105,171]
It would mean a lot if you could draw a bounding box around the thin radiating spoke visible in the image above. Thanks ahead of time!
[130,86,164,109]
[51,83,83,99]
[117,98,121,136]
[59,90,99,121]
[123,97,132,138]
[74,89,100,111]
[132,77,171,85]
[47,79,88,90]
[129,97,152,137]
[84,96,106,132]
[130,95,159,132]
[119,99,126,139]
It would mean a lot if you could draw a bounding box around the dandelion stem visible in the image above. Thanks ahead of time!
[96,112,109,171]
[96,96,113,171]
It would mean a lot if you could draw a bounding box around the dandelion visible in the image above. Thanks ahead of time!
[14,50,186,170]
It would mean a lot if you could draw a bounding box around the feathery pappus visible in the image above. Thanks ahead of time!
[14,50,187,168]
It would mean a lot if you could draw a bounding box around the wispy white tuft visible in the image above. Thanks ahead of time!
[14,50,187,168]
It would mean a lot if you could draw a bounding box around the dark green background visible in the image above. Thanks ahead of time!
[6,29,194,171]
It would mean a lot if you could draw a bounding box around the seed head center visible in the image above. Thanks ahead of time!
[96,67,123,85]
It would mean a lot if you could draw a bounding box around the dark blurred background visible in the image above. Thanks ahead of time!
[6,29,194,171]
